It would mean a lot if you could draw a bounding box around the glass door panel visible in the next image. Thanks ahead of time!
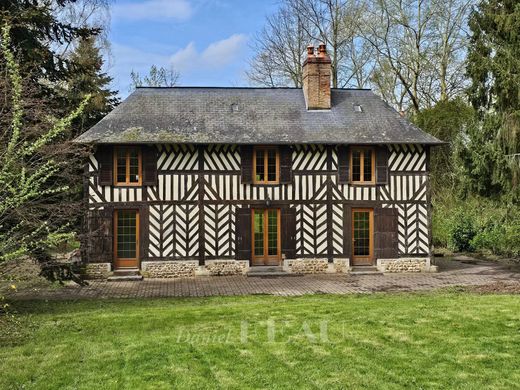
[352,209,373,265]
[253,210,265,257]
[252,209,280,265]
[114,210,139,268]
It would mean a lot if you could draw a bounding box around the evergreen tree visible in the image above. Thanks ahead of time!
[0,1,98,86]
[66,36,119,137]
[414,99,475,194]
[465,0,520,199]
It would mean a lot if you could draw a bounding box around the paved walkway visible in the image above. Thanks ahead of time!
[8,258,520,300]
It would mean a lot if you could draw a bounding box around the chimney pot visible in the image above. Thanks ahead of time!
[318,44,327,57]
[307,45,314,56]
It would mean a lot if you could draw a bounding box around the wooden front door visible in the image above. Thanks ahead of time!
[252,209,281,266]
[352,208,374,266]
[114,209,139,269]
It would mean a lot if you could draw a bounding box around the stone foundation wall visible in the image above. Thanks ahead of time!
[84,263,111,279]
[204,260,249,276]
[141,261,198,278]
[284,258,329,274]
[333,258,350,273]
[377,258,431,273]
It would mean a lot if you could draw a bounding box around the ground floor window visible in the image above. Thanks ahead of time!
[252,208,281,265]
[114,209,139,268]
[352,208,373,265]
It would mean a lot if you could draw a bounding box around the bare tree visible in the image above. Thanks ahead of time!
[431,0,473,101]
[248,0,374,89]
[289,0,371,88]
[130,65,180,90]
[247,4,309,87]
[53,0,113,56]
[361,0,474,112]
[361,0,437,112]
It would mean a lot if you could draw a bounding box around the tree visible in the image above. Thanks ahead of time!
[414,98,474,193]
[0,23,89,262]
[290,0,371,88]
[65,36,119,137]
[0,2,113,265]
[248,3,308,87]
[362,0,474,112]
[465,0,520,199]
[0,1,99,87]
[130,65,180,90]
[248,0,374,88]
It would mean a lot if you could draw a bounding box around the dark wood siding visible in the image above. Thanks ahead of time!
[138,205,149,260]
[376,146,389,185]
[279,146,293,184]
[235,207,251,260]
[343,205,352,258]
[374,207,398,258]
[85,207,113,263]
[240,146,253,184]
[142,146,158,186]
[96,145,113,186]
[281,207,296,259]
[337,145,350,183]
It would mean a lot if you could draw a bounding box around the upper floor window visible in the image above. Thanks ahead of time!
[351,147,374,184]
[114,146,142,186]
[254,146,279,184]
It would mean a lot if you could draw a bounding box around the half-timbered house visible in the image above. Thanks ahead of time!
[75,44,443,279]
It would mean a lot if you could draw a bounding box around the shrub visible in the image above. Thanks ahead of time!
[432,195,520,256]
[448,210,476,252]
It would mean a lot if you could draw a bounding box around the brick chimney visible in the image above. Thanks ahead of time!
[302,43,331,110]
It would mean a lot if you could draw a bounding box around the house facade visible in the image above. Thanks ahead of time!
[75,45,442,278]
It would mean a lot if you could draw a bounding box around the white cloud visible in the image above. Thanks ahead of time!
[113,0,193,22]
[170,34,248,71]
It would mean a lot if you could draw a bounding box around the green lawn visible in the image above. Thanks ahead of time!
[1,293,520,389]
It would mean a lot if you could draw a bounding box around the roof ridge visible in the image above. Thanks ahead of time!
[134,86,372,91]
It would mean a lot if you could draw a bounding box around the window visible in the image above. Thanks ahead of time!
[114,147,142,186]
[350,147,374,184]
[253,146,279,184]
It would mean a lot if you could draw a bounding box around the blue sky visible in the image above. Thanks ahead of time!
[108,0,279,96]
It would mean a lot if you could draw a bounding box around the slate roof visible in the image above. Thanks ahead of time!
[74,87,443,145]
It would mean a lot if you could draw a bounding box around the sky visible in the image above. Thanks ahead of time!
[108,0,280,97]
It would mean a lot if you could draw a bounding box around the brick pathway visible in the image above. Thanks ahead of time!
[8,258,520,300]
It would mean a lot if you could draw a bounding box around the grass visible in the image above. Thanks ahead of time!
[1,293,520,389]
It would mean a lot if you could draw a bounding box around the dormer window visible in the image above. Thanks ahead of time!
[253,146,279,184]
[114,146,142,186]
[350,147,374,184]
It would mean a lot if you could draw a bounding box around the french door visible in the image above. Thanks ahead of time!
[351,208,374,265]
[252,209,281,265]
[114,209,140,269]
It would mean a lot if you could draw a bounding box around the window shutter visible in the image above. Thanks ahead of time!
[343,206,352,258]
[281,207,297,259]
[138,205,149,258]
[86,207,113,263]
[235,207,251,260]
[142,145,158,186]
[374,207,398,258]
[96,145,113,186]
[376,146,389,185]
[240,146,253,184]
[279,146,293,184]
[337,145,350,184]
